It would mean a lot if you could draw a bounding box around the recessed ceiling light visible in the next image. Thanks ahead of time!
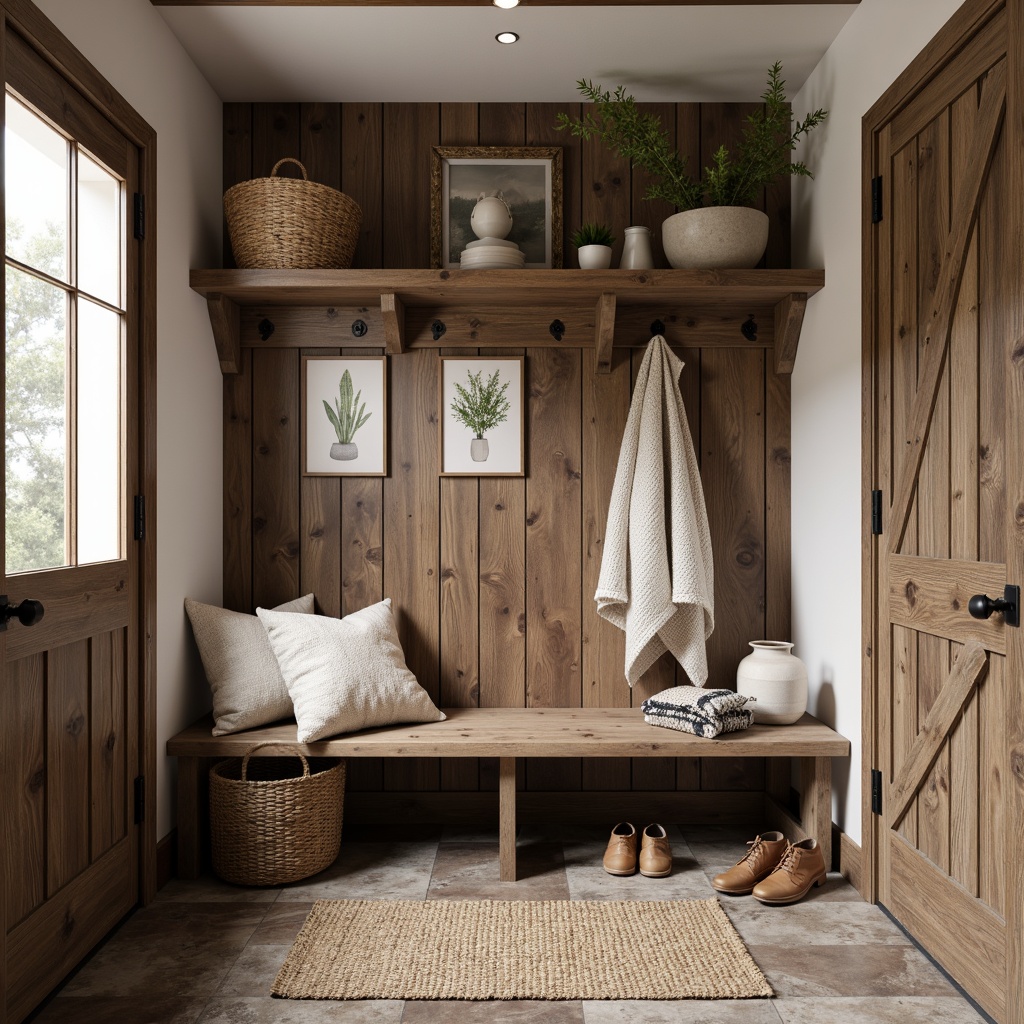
[496,31,519,44]
[493,0,520,8]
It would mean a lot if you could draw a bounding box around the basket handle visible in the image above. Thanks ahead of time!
[270,157,309,181]
[240,741,311,780]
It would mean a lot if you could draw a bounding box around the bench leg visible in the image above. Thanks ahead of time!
[177,757,202,880]
[800,756,832,871]
[499,757,517,881]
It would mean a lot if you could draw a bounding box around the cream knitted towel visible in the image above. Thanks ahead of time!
[595,336,714,686]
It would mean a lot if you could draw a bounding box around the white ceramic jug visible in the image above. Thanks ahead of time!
[470,191,513,240]
[735,641,808,725]
[620,225,654,269]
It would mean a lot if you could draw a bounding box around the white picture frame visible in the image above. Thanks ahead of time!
[302,356,387,477]
[440,356,525,477]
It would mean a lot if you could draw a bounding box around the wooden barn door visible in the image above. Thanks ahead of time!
[0,19,147,1024]
[866,2,1024,1019]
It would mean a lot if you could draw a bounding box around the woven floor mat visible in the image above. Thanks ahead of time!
[272,898,773,1001]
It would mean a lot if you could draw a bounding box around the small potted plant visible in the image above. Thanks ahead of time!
[451,368,511,462]
[323,369,370,461]
[556,62,827,269]
[571,223,616,269]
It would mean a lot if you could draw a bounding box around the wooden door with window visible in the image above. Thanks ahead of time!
[0,22,146,1024]
[865,1,1024,1020]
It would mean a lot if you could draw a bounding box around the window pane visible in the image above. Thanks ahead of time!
[5,96,69,282]
[6,265,68,574]
[78,152,121,306]
[77,299,121,565]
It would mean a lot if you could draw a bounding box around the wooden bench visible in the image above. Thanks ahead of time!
[167,707,850,882]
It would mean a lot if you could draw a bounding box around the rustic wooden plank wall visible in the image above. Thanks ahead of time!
[221,101,791,804]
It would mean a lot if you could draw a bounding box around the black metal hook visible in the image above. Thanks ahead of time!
[650,319,665,336]
[741,314,758,342]
[431,320,447,341]
[258,318,275,342]
[549,319,565,342]
[351,319,368,338]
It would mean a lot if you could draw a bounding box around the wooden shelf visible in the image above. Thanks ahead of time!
[190,267,824,376]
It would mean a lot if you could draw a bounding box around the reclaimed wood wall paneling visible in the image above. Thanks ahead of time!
[223,101,789,798]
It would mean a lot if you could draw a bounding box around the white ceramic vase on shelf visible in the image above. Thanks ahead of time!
[736,641,807,725]
[577,244,613,269]
[620,225,654,269]
[662,206,769,269]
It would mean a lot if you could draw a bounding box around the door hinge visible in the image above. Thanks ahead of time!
[133,193,145,240]
[134,495,145,541]
[871,176,883,224]
[871,768,883,815]
[871,489,883,535]
[134,776,145,824]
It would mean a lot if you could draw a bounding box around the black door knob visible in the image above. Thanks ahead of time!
[0,596,44,630]
[968,585,1020,627]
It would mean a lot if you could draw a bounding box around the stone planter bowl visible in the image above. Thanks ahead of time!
[662,207,770,270]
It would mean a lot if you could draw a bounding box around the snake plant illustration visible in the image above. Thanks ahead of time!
[451,368,511,462]
[323,370,371,461]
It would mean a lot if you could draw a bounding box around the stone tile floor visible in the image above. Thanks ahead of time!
[30,823,988,1024]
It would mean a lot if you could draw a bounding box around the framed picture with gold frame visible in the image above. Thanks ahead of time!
[439,356,525,477]
[430,146,562,270]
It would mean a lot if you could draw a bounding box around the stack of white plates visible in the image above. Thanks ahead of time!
[460,236,525,270]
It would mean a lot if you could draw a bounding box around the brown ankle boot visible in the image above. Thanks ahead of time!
[752,838,827,905]
[602,822,637,876]
[711,831,788,895]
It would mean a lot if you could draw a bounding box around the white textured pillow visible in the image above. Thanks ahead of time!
[256,598,445,742]
[185,594,314,736]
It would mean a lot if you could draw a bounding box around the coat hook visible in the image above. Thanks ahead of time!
[258,318,275,341]
[549,319,565,342]
[650,319,665,336]
[431,319,447,341]
[741,314,758,342]
[351,319,368,337]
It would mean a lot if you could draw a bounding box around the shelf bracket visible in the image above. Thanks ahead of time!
[595,291,616,374]
[381,291,406,355]
[773,292,807,375]
[206,293,241,375]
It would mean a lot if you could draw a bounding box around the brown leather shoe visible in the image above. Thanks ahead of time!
[639,824,672,877]
[602,822,637,876]
[752,838,827,905]
[711,830,788,895]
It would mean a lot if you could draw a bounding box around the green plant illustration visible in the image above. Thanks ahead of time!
[323,369,371,444]
[451,369,511,439]
[555,62,827,211]
[571,222,616,248]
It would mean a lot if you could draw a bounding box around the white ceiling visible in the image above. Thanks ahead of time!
[154,4,858,104]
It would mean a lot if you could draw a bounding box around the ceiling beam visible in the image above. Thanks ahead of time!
[153,1,857,7]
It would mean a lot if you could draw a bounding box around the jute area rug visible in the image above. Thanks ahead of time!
[272,898,773,1001]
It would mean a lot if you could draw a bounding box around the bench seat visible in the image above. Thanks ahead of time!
[168,707,850,882]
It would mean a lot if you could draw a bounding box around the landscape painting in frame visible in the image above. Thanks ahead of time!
[440,356,524,477]
[430,146,562,270]
[303,356,387,477]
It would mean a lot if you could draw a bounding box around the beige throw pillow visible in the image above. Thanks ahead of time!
[256,598,445,742]
[185,594,314,736]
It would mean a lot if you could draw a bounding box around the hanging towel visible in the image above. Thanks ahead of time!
[595,336,714,686]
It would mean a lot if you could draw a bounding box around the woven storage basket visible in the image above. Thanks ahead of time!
[224,157,362,269]
[209,742,345,886]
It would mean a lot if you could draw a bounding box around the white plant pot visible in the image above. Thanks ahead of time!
[662,207,770,270]
[330,442,358,461]
[577,244,613,270]
[470,437,490,462]
[736,641,808,725]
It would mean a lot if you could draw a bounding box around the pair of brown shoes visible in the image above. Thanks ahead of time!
[602,822,672,877]
[711,831,827,905]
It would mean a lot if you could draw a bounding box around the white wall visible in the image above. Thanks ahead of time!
[791,0,966,844]
[32,0,223,840]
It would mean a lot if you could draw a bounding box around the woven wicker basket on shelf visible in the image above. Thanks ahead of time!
[209,742,346,886]
[224,157,362,269]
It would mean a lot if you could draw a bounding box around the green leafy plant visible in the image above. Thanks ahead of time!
[571,222,616,248]
[451,369,511,439]
[555,62,828,211]
[323,369,371,444]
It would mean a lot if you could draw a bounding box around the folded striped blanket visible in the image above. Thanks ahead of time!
[641,685,753,739]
